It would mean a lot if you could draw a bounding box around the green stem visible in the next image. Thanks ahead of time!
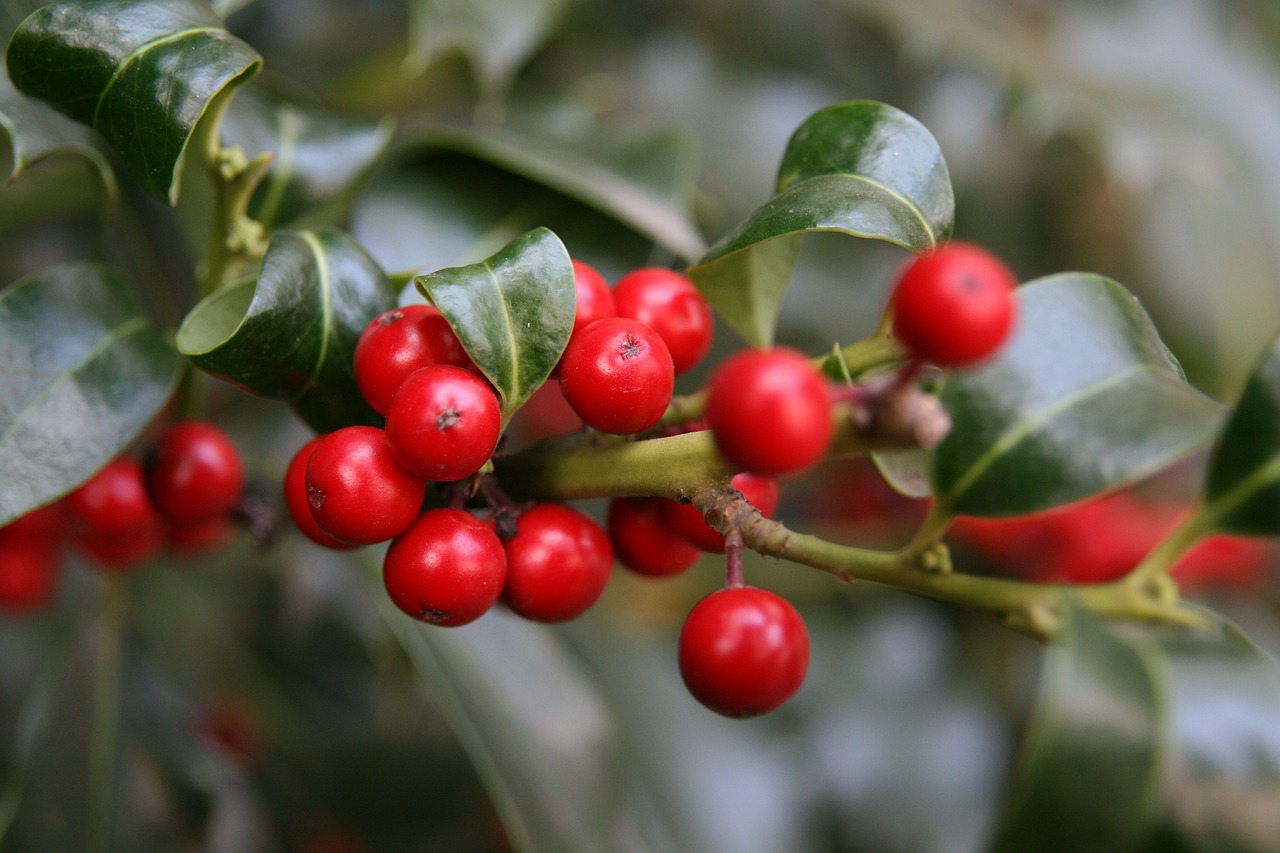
[1124,502,1217,593]
[87,579,126,853]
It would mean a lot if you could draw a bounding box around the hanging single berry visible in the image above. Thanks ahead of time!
[500,503,613,622]
[890,241,1018,368]
[283,436,357,550]
[304,426,426,545]
[612,267,714,375]
[384,364,502,482]
[145,420,245,526]
[678,586,810,717]
[383,508,508,627]
[558,317,675,435]
[705,347,833,477]
[66,457,165,570]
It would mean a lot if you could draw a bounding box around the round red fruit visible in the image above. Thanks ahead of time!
[0,504,66,613]
[283,437,357,549]
[383,508,507,626]
[354,304,475,414]
[558,317,674,435]
[606,496,701,578]
[612,267,713,374]
[705,347,832,476]
[501,503,613,622]
[890,241,1018,368]
[305,426,426,545]
[570,260,617,338]
[664,472,779,554]
[678,586,810,717]
[385,365,501,482]
[67,457,160,538]
[145,420,245,526]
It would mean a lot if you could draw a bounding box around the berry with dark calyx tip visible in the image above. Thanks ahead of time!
[354,304,475,415]
[705,347,833,477]
[890,241,1018,368]
[0,503,66,613]
[500,503,613,622]
[678,585,809,717]
[283,437,357,550]
[145,420,245,526]
[612,267,714,374]
[663,473,779,554]
[559,317,674,435]
[383,508,507,626]
[305,426,426,546]
[606,497,700,578]
[385,365,501,482]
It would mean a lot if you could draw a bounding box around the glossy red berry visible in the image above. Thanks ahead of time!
[612,267,714,374]
[559,317,674,434]
[890,241,1018,368]
[569,260,617,339]
[678,586,810,717]
[663,473,779,554]
[705,347,833,477]
[606,497,700,578]
[385,365,501,482]
[67,457,165,569]
[283,437,356,549]
[354,304,475,414]
[305,426,426,545]
[500,503,613,622]
[0,504,65,613]
[145,420,245,526]
[383,508,507,626]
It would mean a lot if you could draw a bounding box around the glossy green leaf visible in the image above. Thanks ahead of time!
[933,273,1223,517]
[993,607,1280,852]
[219,89,395,230]
[688,100,954,346]
[415,227,574,421]
[989,608,1162,852]
[0,263,181,526]
[0,70,115,204]
[177,228,395,432]
[1202,335,1280,536]
[404,124,705,264]
[405,0,569,98]
[6,0,261,203]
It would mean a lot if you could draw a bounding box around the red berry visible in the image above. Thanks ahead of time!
[569,260,617,339]
[612,267,713,374]
[500,503,613,622]
[145,420,245,526]
[385,365,501,482]
[705,347,833,476]
[890,241,1018,368]
[0,504,65,613]
[67,458,166,569]
[678,586,809,717]
[354,304,475,414]
[606,497,700,577]
[383,508,507,626]
[558,317,674,434]
[283,437,357,549]
[663,473,779,554]
[167,515,235,554]
[305,426,426,545]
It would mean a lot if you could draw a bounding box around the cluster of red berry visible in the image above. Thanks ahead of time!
[0,421,245,612]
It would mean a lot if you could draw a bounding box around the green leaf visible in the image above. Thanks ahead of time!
[0,262,181,526]
[989,608,1162,852]
[414,227,574,422]
[933,273,1223,517]
[405,0,569,98]
[1202,334,1280,536]
[176,228,396,432]
[688,100,954,346]
[6,0,262,203]
[219,89,395,231]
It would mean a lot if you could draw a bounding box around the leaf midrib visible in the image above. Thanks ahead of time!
[91,27,222,129]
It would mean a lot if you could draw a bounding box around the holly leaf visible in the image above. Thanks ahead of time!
[176,228,396,432]
[219,89,395,231]
[5,0,261,203]
[414,227,574,423]
[0,263,181,526]
[405,0,569,98]
[991,607,1280,853]
[933,273,1223,517]
[688,101,954,346]
[1202,334,1280,536]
